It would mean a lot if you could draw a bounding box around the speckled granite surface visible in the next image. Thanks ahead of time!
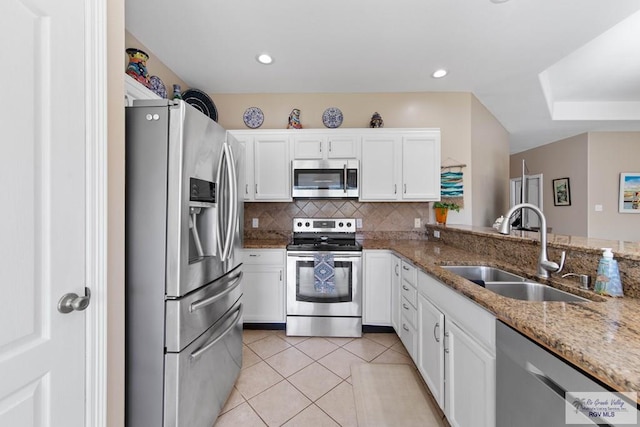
[244,232,640,401]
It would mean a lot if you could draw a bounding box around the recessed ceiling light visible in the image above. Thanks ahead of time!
[432,69,448,78]
[256,53,273,65]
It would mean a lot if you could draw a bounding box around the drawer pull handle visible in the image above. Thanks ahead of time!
[395,264,399,275]
[402,265,410,271]
[402,285,409,291]
[434,322,440,342]
[402,324,410,332]
[249,254,260,257]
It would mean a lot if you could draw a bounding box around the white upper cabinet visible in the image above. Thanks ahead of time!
[229,131,291,202]
[230,133,255,201]
[254,134,291,201]
[360,135,401,201]
[402,133,441,200]
[292,133,359,160]
[360,129,441,202]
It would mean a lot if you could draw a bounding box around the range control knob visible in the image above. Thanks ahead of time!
[305,222,310,227]
[338,222,344,227]
[297,221,303,227]
[346,222,352,228]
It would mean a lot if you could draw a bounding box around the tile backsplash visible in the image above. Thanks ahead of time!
[244,200,431,240]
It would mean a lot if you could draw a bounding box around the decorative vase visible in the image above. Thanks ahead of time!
[125,48,151,88]
[287,108,303,129]
[435,207,449,225]
[370,112,384,128]
[172,84,182,100]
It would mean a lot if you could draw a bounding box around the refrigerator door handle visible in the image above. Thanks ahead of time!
[220,144,235,261]
[189,271,243,312]
[225,143,239,258]
[190,303,243,360]
[215,145,226,259]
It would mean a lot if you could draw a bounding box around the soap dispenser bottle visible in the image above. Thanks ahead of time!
[594,248,623,296]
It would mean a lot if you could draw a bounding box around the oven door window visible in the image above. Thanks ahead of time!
[295,260,352,303]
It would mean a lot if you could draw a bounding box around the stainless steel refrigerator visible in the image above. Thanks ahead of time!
[125,99,244,427]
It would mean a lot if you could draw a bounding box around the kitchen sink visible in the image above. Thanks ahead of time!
[441,265,525,283]
[485,282,589,303]
[441,265,590,303]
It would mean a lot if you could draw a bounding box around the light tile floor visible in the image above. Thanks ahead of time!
[214,329,450,427]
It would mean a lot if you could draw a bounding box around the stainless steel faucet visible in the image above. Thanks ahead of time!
[497,203,565,279]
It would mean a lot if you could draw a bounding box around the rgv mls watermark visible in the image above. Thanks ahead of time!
[566,391,638,425]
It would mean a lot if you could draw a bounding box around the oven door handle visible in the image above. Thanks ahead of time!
[189,271,243,312]
[190,303,243,361]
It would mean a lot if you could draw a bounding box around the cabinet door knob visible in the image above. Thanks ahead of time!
[402,324,410,331]
[402,285,409,291]
[403,303,410,310]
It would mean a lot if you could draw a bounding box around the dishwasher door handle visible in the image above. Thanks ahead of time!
[526,362,614,427]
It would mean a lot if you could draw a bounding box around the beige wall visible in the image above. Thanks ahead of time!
[108,1,125,426]
[125,31,188,97]
[588,132,640,241]
[509,133,589,237]
[470,96,510,227]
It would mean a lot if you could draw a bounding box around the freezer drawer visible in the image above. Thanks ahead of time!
[165,267,243,352]
[164,299,243,427]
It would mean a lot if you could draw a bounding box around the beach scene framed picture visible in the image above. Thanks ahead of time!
[619,173,640,213]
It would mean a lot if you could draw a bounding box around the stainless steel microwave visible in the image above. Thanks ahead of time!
[291,160,359,198]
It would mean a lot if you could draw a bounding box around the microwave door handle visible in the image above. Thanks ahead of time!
[343,164,347,193]
[215,146,226,259]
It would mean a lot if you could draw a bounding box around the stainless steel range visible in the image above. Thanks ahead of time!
[286,218,362,337]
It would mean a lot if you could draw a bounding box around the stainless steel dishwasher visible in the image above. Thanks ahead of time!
[497,321,639,427]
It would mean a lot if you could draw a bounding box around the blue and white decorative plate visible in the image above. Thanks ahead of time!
[149,75,167,99]
[322,107,343,128]
[243,107,264,129]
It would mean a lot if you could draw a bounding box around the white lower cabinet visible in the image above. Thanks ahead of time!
[445,320,495,427]
[241,249,286,323]
[417,294,445,407]
[416,270,496,427]
[363,250,392,326]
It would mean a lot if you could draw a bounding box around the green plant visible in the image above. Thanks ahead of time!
[433,201,461,212]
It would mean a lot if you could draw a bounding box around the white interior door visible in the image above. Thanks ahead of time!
[0,0,88,425]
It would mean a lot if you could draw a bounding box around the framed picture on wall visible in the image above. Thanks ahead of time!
[619,173,640,213]
[552,178,571,206]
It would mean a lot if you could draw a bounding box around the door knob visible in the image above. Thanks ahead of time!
[58,287,91,313]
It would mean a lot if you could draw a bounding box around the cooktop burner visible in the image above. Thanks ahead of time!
[287,218,361,252]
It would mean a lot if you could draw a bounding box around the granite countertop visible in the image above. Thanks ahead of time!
[362,239,640,401]
[243,237,640,400]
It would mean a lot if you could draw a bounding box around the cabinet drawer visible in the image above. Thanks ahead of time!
[400,316,417,361]
[401,279,417,308]
[400,296,417,328]
[241,249,285,265]
[401,261,417,286]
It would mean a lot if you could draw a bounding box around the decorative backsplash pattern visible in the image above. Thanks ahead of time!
[244,200,431,239]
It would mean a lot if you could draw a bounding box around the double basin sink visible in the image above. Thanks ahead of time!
[441,265,589,303]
